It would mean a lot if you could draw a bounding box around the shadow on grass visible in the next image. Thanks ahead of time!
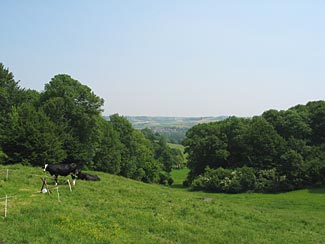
[308,187,325,194]
[170,183,188,189]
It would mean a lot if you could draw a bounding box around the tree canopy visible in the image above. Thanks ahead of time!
[0,63,177,184]
[183,102,325,192]
[1,62,324,192]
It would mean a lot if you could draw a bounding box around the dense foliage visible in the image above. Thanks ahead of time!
[0,63,181,184]
[183,102,325,192]
[141,128,186,170]
[141,128,187,185]
[146,127,188,144]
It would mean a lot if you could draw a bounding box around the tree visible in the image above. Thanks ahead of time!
[93,116,122,174]
[183,123,229,180]
[153,137,172,172]
[141,128,159,141]
[220,116,250,168]
[262,109,285,136]
[40,74,104,165]
[263,110,306,139]
[245,116,286,170]
[307,101,325,145]
[278,150,305,190]
[279,150,304,178]
[0,63,22,115]
[142,128,186,170]
[109,114,161,182]
[0,63,24,145]
[109,114,136,165]
[2,103,66,165]
[170,147,186,169]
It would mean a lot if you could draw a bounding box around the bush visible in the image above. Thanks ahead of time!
[159,172,173,186]
[168,177,174,186]
[191,175,209,190]
[191,166,257,193]
[142,161,161,183]
[237,166,256,191]
[303,159,325,185]
[255,169,278,193]
[189,166,301,193]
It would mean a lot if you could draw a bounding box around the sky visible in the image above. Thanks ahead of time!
[1,0,324,117]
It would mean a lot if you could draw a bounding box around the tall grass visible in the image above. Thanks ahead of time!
[0,165,324,244]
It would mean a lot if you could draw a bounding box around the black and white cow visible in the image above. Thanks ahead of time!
[77,171,100,181]
[43,163,79,186]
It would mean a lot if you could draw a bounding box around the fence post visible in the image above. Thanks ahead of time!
[67,179,72,192]
[56,187,61,203]
[5,169,9,181]
[4,195,8,218]
[40,177,51,194]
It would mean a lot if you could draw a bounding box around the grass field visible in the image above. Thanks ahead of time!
[167,143,185,152]
[1,164,324,244]
[170,168,190,186]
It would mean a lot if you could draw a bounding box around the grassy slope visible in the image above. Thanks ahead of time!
[167,143,185,151]
[0,165,324,244]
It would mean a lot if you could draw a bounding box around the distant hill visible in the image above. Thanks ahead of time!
[125,116,228,143]
[104,115,228,143]
[125,116,228,129]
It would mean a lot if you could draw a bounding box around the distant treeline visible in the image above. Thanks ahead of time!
[183,101,325,192]
[143,127,187,144]
[0,63,184,185]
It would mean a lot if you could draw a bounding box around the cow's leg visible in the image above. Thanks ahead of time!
[72,174,76,186]
[54,175,58,186]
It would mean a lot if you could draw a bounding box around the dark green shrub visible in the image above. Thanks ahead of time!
[237,166,256,191]
[159,171,173,186]
[167,177,174,186]
[191,167,257,193]
[303,159,325,185]
[255,169,278,193]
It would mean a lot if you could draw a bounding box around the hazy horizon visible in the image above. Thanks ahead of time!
[1,1,324,117]
[114,115,230,118]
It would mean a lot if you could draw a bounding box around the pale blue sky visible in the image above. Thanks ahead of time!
[1,0,324,116]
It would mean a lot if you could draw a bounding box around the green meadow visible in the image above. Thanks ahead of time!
[0,165,324,244]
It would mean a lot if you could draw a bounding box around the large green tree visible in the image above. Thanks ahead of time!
[220,116,250,168]
[0,63,22,115]
[183,122,229,180]
[245,116,286,170]
[0,63,22,143]
[263,109,311,141]
[2,103,66,165]
[0,64,47,164]
[92,116,122,174]
[307,101,325,145]
[40,74,104,165]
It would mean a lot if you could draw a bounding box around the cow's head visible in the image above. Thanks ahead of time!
[43,164,48,172]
